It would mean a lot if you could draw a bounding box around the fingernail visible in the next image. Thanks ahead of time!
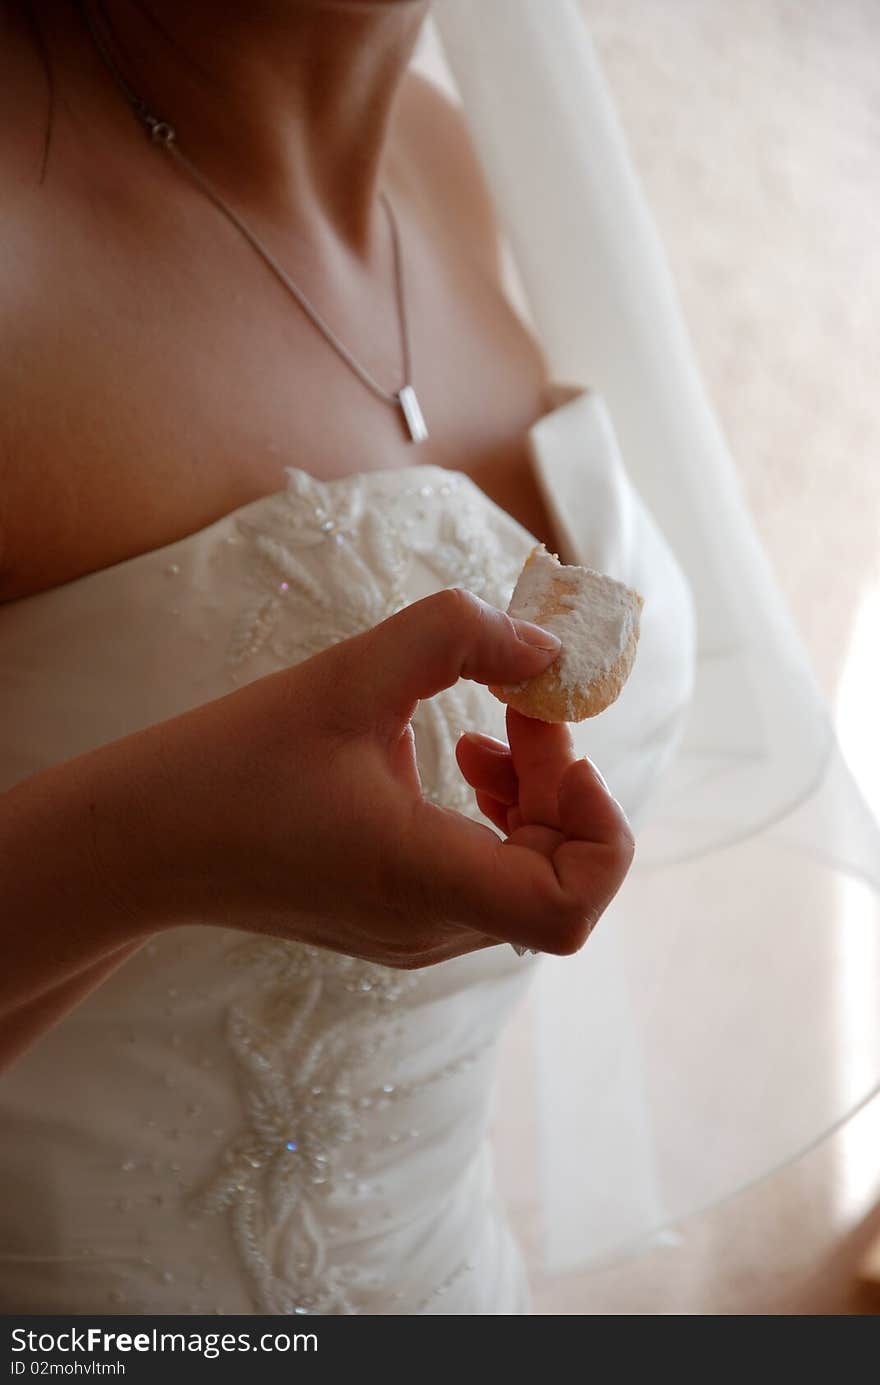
[513,619,562,653]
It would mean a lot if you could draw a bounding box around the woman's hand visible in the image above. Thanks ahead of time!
[128,588,634,967]
[457,707,609,844]
[456,708,632,946]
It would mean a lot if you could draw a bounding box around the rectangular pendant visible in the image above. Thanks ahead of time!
[398,385,429,444]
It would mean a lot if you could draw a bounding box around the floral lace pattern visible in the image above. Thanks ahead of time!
[193,467,530,1312]
[222,467,520,668]
[218,466,525,811]
[189,940,418,1313]
[189,938,496,1313]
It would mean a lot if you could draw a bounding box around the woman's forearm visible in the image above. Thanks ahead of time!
[0,732,173,1064]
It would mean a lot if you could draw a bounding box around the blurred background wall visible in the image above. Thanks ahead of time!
[582,0,880,821]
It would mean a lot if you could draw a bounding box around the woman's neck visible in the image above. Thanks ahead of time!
[67,0,431,253]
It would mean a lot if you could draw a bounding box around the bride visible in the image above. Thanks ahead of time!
[7,0,874,1319]
[0,0,651,1314]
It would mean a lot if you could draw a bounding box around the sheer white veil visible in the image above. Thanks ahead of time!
[418,0,880,1273]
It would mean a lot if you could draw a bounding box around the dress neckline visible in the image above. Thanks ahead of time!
[4,386,592,612]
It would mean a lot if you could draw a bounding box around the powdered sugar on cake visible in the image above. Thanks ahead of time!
[504,546,638,699]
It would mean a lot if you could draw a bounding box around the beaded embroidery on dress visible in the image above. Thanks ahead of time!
[218,466,524,815]
[0,462,570,1315]
[185,469,530,1313]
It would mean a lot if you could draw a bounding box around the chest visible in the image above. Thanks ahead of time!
[0,198,560,604]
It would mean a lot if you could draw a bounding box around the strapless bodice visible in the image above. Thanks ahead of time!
[0,389,696,1313]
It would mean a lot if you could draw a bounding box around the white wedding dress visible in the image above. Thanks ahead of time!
[0,387,696,1314]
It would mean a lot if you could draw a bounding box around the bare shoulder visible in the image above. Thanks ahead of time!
[393,71,500,270]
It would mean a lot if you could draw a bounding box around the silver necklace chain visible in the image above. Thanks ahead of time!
[81,0,429,441]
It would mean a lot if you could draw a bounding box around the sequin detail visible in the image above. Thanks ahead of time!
[213,466,522,821]
[221,468,410,671]
[182,467,534,1313]
[189,938,494,1314]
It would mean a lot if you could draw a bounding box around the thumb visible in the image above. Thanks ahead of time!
[347,587,561,728]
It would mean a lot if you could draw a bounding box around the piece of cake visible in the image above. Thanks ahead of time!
[489,544,643,722]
